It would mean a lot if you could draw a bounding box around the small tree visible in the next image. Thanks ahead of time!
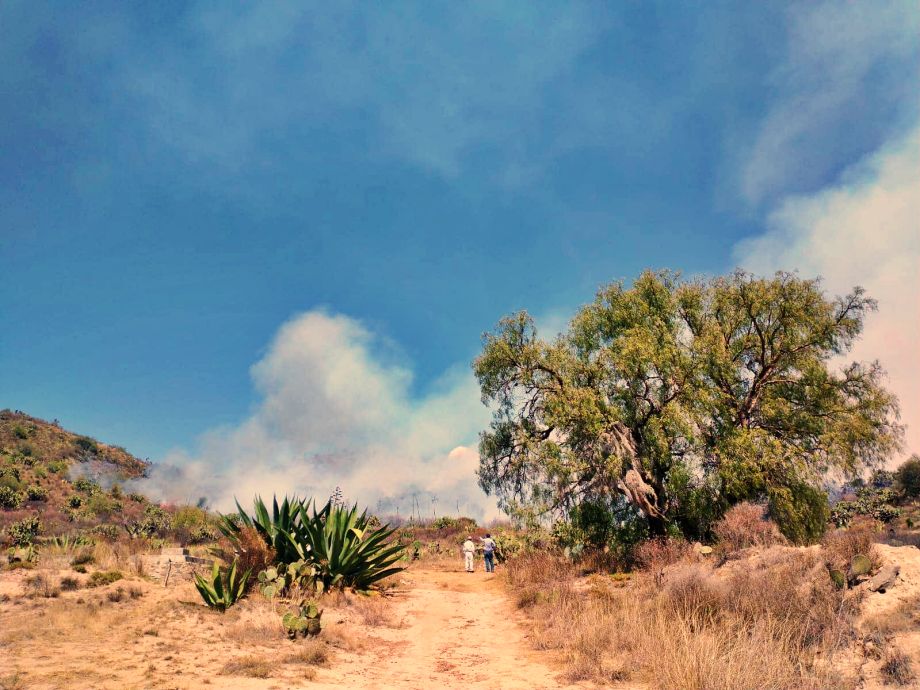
[896,455,920,498]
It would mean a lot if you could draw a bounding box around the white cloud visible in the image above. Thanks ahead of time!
[735,125,920,459]
[739,0,919,205]
[143,310,500,520]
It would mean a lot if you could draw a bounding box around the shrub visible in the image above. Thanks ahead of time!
[26,484,48,502]
[713,502,785,554]
[47,460,67,474]
[13,425,29,439]
[0,486,24,510]
[68,494,83,508]
[8,516,42,545]
[60,576,80,591]
[88,570,123,587]
[107,586,126,602]
[23,573,60,598]
[91,524,120,541]
[73,436,98,453]
[895,455,920,498]
[831,485,900,527]
[768,482,829,544]
[71,549,96,567]
[633,537,693,573]
[822,518,880,572]
[881,648,915,686]
[72,477,100,494]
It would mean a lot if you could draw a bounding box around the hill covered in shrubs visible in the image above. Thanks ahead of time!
[0,409,215,548]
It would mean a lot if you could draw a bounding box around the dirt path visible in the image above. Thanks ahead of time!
[310,567,585,690]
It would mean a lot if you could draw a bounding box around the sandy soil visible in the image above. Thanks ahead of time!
[0,563,588,690]
[309,567,589,690]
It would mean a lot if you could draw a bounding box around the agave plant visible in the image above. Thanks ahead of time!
[194,560,250,612]
[218,495,307,564]
[288,500,405,591]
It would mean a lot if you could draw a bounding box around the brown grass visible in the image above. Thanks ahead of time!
[822,518,881,572]
[349,595,400,627]
[504,547,860,690]
[285,638,329,665]
[713,502,786,556]
[220,655,273,678]
[880,648,915,686]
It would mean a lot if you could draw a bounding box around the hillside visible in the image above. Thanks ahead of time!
[0,410,155,543]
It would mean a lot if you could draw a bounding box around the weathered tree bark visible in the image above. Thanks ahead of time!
[599,423,665,532]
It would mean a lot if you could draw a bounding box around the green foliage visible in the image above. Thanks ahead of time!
[767,482,829,545]
[72,477,100,494]
[0,486,24,510]
[91,524,120,541]
[219,495,304,564]
[8,515,42,545]
[25,485,48,502]
[194,560,250,612]
[83,493,122,517]
[257,560,316,598]
[848,553,873,581]
[431,516,478,531]
[282,600,323,638]
[74,436,98,453]
[47,460,67,474]
[289,500,405,591]
[68,494,83,508]
[224,495,405,591]
[125,504,172,538]
[831,485,900,527]
[7,544,38,565]
[896,455,920,498]
[13,425,29,439]
[88,570,123,587]
[474,270,900,539]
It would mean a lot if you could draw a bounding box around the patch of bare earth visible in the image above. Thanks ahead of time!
[0,562,586,690]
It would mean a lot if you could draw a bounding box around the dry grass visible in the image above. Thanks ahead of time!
[285,637,329,665]
[713,502,786,556]
[505,547,860,690]
[220,655,273,678]
[880,648,915,686]
[349,595,400,627]
[823,518,881,572]
[22,572,60,598]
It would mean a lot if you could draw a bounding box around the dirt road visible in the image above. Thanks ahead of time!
[310,567,584,690]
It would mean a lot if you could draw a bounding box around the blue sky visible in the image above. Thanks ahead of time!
[1,2,918,511]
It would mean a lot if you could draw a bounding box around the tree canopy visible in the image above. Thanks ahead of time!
[473,270,902,542]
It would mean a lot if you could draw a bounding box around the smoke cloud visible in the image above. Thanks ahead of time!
[735,125,920,459]
[140,310,499,520]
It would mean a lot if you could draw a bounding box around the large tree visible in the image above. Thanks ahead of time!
[474,270,901,541]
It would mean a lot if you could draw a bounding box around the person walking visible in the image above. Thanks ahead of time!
[481,533,497,573]
[462,535,476,573]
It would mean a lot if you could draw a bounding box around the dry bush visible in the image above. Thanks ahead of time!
[720,548,855,649]
[322,623,369,652]
[59,575,80,591]
[286,638,328,665]
[881,648,915,686]
[823,518,881,572]
[23,572,60,598]
[713,502,785,555]
[220,656,273,678]
[232,526,276,579]
[223,596,283,645]
[633,537,693,573]
[350,595,399,627]
[504,548,859,690]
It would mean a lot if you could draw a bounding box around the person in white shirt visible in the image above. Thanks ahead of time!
[461,536,476,573]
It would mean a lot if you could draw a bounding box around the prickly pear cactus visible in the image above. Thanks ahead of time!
[850,554,872,577]
[828,568,846,590]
